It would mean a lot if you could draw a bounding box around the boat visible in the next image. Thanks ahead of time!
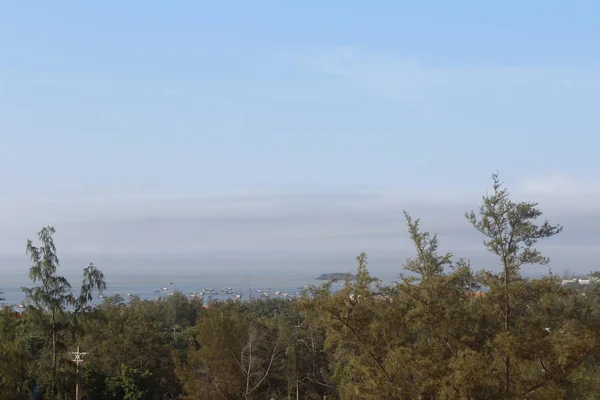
[154,290,161,294]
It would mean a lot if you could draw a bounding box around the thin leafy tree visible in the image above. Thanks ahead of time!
[403,211,453,280]
[466,174,562,397]
[22,226,106,398]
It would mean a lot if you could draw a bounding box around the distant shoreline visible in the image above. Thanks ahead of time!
[316,272,357,281]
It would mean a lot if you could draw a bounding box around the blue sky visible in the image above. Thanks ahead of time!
[1,1,600,273]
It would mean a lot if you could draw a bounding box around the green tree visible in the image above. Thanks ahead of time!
[22,226,106,398]
[403,211,452,280]
[466,174,562,397]
[177,302,284,400]
[0,309,31,398]
[105,364,153,400]
[398,213,489,398]
[284,302,335,399]
[309,252,413,399]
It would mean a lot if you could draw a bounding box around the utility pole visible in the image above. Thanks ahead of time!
[70,346,87,400]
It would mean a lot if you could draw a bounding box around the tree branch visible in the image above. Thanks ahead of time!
[249,336,281,395]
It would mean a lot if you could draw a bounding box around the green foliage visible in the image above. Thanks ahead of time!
[466,174,565,398]
[0,309,31,398]
[466,173,563,281]
[403,211,453,279]
[176,300,287,399]
[21,226,106,399]
[5,176,600,399]
[105,364,153,400]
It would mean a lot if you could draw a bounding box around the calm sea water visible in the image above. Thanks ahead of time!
[0,272,398,308]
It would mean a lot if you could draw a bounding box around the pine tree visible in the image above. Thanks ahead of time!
[466,174,562,397]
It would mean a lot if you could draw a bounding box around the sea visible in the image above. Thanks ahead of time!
[0,272,400,308]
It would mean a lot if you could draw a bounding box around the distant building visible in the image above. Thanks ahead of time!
[561,277,599,285]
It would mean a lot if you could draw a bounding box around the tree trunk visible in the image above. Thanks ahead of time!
[504,264,510,398]
[52,319,57,397]
[504,303,510,397]
[505,354,510,398]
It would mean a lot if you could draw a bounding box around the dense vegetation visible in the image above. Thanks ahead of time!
[2,175,600,399]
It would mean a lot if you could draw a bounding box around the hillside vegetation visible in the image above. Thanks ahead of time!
[2,174,600,400]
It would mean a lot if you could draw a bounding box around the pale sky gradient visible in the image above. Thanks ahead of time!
[1,1,599,274]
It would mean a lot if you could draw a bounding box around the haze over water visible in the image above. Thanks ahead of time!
[0,253,556,306]
[2,2,600,285]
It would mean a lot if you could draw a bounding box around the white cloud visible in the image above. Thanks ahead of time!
[514,174,600,211]
[518,174,597,195]
[282,45,600,127]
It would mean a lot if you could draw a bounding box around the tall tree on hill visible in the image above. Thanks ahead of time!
[466,174,562,397]
[22,226,106,399]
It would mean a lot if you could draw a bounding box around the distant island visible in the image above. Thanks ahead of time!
[316,273,356,281]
